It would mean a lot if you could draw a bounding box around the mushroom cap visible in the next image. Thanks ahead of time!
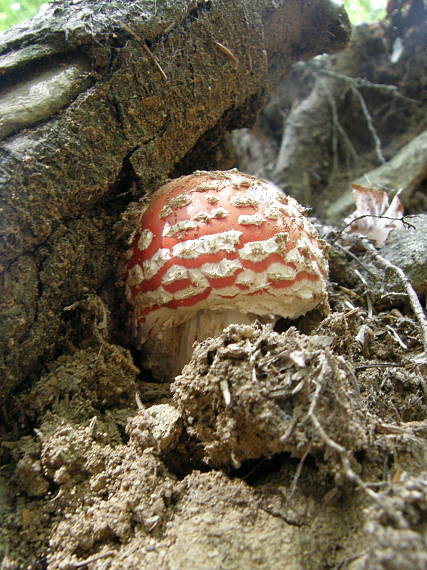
[125,169,328,343]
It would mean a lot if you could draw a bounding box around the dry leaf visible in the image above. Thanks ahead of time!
[344,184,404,247]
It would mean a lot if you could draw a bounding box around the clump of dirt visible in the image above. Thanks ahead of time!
[14,342,140,427]
[358,473,427,570]
[172,324,367,474]
[127,403,182,454]
[3,340,178,568]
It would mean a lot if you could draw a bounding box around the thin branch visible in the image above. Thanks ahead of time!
[331,240,377,277]
[351,86,386,165]
[69,551,115,568]
[331,214,416,244]
[355,363,405,371]
[287,444,311,503]
[298,62,418,103]
[359,237,427,364]
[305,356,384,505]
[321,80,360,173]
[121,23,167,80]
[212,40,239,66]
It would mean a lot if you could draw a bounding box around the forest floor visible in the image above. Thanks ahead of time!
[2,274,426,569]
[1,5,427,569]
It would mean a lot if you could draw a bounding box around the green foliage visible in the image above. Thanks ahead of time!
[0,0,49,32]
[343,0,387,23]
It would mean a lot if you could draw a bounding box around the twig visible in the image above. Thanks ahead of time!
[121,24,167,80]
[355,362,405,370]
[352,268,374,317]
[279,416,298,443]
[360,237,427,365]
[321,80,359,174]
[298,62,418,103]
[69,551,115,568]
[287,444,311,503]
[353,268,368,286]
[380,292,409,300]
[331,214,416,244]
[213,40,238,66]
[385,324,407,349]
[331,240,376,277]
[305,355,385,506]
[351,86,386,165]
[135,391,144,410]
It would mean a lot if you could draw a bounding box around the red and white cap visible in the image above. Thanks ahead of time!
[125,169,328,378]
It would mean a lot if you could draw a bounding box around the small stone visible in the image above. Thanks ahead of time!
[127,404,182,454]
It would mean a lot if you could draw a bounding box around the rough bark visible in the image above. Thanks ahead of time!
[0,0,350,404]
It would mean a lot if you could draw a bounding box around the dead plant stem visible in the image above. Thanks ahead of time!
[361,238,427,365]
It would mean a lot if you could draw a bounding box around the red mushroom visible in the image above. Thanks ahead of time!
[125,169,328,379]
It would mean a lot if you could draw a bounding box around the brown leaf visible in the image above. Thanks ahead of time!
[344,184,404,247]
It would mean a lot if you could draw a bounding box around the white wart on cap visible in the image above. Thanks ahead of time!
[125,169,328,379]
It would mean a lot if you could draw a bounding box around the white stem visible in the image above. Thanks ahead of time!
[143,310,270,380]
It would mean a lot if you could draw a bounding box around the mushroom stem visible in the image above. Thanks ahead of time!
[144,310,272,380]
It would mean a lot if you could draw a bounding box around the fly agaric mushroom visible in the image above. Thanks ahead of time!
[125,169,328,379]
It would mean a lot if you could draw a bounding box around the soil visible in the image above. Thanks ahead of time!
[1,4,427,570]
[1,277,426,568]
